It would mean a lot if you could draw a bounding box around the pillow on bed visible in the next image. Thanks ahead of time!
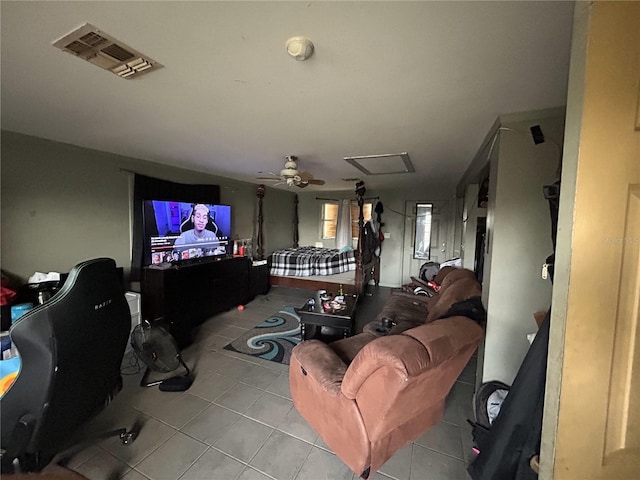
[339,245,353,254]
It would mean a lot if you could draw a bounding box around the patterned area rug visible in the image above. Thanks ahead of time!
[224,306,301,365]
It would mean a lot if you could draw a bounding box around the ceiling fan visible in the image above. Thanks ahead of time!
[257,155,326,188]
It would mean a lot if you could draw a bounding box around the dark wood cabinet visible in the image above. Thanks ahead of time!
[248,262,270,300]
[142,257,250,348]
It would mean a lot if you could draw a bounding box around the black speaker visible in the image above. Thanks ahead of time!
[530,125,545,145]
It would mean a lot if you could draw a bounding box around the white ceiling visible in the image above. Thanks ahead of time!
[1,1,574,192]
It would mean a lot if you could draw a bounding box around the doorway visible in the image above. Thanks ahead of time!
[474,217,486,284]
[541,3,640,478]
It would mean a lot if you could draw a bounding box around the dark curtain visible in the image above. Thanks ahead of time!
[130,174,220,282]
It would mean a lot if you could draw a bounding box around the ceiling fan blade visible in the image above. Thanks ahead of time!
[256,177,282,181]
[307,179,326,185]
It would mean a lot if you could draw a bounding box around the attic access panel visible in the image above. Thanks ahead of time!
[344,153,414,176]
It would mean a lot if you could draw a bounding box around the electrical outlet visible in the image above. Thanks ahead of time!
[384,232,391,239]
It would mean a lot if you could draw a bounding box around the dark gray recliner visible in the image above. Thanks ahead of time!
[1,258,134,472]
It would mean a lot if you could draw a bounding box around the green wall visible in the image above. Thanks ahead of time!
[296,184,457,288]
[457,107,566,386]
[0,131,294,285]
[1,131,460,290]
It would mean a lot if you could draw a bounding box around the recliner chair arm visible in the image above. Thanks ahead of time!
[290,340,347,396]
[341,335,424,399]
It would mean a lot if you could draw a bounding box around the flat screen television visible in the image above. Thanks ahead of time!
[143,200,231,265]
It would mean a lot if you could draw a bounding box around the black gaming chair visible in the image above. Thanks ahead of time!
[1,258,135,472]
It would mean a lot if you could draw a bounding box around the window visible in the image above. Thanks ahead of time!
[321,201,372,240]
[321,202,338,239]
[414,203,433,259]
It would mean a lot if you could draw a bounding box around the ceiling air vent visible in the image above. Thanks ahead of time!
[52,23,163,79]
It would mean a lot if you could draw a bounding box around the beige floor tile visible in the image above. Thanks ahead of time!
[205,334,237,351]
[222,348,265,365]
[244,391,294,428]
[77,286,479,480]
[314,436,333,454]
[213,416,273,463]
[135,432,207,480]
[265,373,291,399]
[236,466,274,480]
[180,447,245,480]
[120,468,152,480]
[276,407,318,445]
[74,449,132,480]
[100,416,177,467]
[250,430,313,480]
[188,371,237,402]
[190,350,233,373]
[414,420,464,460]
[443,392,460,426]
[133,392,210,429]
[216,355,262,378]
[62,444,101,470]
[181,403,243,446]
[215,383,264,413]
[258,358,290,374]
[198,351,260,378]
[217,324,250,339]
[76,400,142,439]
[369,472,395,480]
[295,446,353,480]
[409,444,466,480]
[377,442,412,480]
[240,364,282,390]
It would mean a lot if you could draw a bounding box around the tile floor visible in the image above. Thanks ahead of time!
[63,286,477,480]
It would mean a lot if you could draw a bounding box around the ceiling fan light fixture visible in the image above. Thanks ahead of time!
[256,155,325,188]
[286,36,314,61]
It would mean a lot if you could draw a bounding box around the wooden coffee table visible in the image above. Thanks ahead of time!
[297,294,358,341]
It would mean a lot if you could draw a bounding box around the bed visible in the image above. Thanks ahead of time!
[258,181,380,297]
[270,247,357,277]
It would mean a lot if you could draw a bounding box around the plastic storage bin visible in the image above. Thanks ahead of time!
[125,292,141,353]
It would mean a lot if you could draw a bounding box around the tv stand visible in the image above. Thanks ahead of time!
[142,257,250,348]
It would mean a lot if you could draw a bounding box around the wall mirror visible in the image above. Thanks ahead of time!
[414,203,433,259]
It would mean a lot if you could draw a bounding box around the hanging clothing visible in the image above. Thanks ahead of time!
[361,220,381,264]
[468,309,550,480]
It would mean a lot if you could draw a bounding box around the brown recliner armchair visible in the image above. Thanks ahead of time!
[289,314,483,478]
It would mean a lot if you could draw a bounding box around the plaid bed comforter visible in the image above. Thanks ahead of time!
[269,246,357,277]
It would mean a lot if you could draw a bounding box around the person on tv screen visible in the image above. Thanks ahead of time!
[174,204,221,250]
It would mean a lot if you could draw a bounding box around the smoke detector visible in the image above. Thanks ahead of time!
[52,23,163,79]
[286,36,314,61]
